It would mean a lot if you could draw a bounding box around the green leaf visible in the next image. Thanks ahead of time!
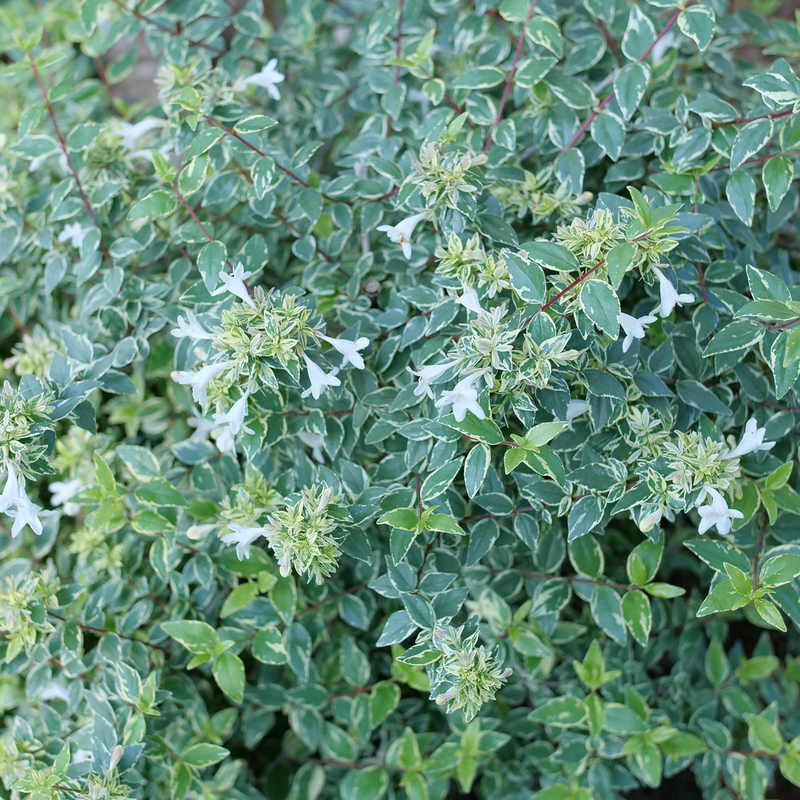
[127,189,178,220]
[677,5,716,51]
[451,67,506,89]
[182,743,229,768]
[439,414,504,445]
[730,118,773,171]
[220,582,258,617]
[520,241,580,272]
[162,620,219,654]
[606,242,636,289]
[579,279,620,337]
[763,155,794,212]
[94,452,115,493]
[464,443,491,498]
[503,250,546,305]
[621,589,651,646]
[614,63,649,121]
[727,169,756,226]
[377,508,419,530]
[425,513,465,535]
[590,586,627,645]
[370,681,401,725]
[421,458,463,501]
[590,111,626,161]
[702,319,764,356]
[197,241,227,293]
[525,16,563,57]
[529,696,586,727]
[135,478,189,507]
[213,651,245,703]
[251,627,287,664]
[759,554,800,588]
[233,114,278,133]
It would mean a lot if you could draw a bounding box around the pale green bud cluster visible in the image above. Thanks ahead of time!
[0,569,59,662]
[493,168,591,224]
[429,623,512,723]
[263,484,350,585]
[412,144,487,211]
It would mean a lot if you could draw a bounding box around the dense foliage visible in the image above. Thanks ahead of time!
[2,0,800,798]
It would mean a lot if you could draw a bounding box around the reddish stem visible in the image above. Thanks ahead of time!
[29,54,113,270]
[485,0,538,153]
[559,1,693,158]
[394,0,403,86]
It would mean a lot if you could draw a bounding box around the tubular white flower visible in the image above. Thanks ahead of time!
[298,431,326,463]
[211,262,255,307]
[216,426,236,455]
[213,392,254,438]
[0,464,23,515]
[301,354,341,399]
[319,334,369,369]
[234,59,285,100]
[696,487,744,535]
[50,478,81,516]
[435,372,486,422]
[170,310,214,340]
[188,408,216,442]
[221,523,266,560]
[57,223,87,248]
[171,361,229,407]
[1,466,45,537]
[565,399,589,431]
[407,360,457,399]
[456,288,483,315]
[39,682,69,701]
[376,212,427,259]
[652,267,694,318]
[723,418,776,460]
[117,118,165,152]
[619,312,657,352]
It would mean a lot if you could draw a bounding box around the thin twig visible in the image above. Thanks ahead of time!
[485,0,538,153]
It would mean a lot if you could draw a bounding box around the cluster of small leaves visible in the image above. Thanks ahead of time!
[1,0,800,799]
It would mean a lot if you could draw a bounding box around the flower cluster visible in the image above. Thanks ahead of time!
[429,623,512,722]
[259,484,350,584]
[411,144,487,211]
[493,168,592,223]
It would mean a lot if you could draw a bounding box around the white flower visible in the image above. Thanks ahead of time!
[50,479,81,516]
[696,487,744,536]
[650,31,677,64]
[619,312,657,352]
[279,552,292,577]
[652,267,694,318]
[129,143,173,162]
[117,118,165,152]
[723,418,776,460]
[435,373,486,422]
[301,354,341,400]
[188,408,216,442]
[171,361,229,407]
[216,426,236,455]
[0,465,23,515]
[298,431,325,463]
[0,464,44,536]
[456,288,483,315]
[407,360,457,399]
[320,334,369,369]
[170,309,214,340]
[57,223,87,248]
[565,399,589,431]
[39,682,69,702]
[234,59,285,100]
[376,212,427,259]
[213,392,254,437]
[73,749,93,763]
[221,523,266,560]
[211,262,254,307]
